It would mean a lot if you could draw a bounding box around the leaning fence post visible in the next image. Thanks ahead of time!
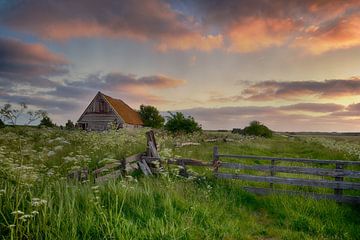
[334,163,344,196]
[213,146,220,172]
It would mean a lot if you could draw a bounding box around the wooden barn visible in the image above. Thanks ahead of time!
[77,91,143,131]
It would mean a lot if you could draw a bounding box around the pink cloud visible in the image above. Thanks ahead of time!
[227,17,296,53]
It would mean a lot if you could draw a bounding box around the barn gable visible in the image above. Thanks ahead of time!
[77,92,143,130]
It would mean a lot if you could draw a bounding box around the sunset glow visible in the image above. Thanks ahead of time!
[1,0,360,131]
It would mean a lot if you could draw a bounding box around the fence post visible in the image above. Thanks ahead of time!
[213,146,219,172]
[334,163,344,196]
[270,159,275,188]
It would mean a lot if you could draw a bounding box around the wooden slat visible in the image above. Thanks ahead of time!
[148,141,160,158]
[93,161,121,175]
[215,173,360,190]
[217,154,360,165]
[243,186,360,204]
[124,153,143,164]
[220,162,360,178]
[138,159,152,176]
[167,158,212,167]
[95,170,122,183]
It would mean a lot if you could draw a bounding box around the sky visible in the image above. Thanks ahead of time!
[0,0,360,131]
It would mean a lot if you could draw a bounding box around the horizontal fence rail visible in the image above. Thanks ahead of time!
[213,146,360,204]
[220,162,360,178]
[216,154,360,165]
[167,146,360,204]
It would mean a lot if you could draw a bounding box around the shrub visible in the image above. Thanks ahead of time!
[243,120,272,138]
[65,120,75,130]
[139,105,165,128]
[39,115,55,127]
[232,128,244,134]
[165,112,201,133]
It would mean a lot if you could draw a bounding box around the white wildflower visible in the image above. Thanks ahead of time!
[54,145,63,151]
[11,210,24,215]
[31,211,39,215]
[47,151,55,157]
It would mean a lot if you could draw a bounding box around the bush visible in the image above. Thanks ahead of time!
[232,128,244,134]
[65,120,75,130]
[243,121,272,138]
[0,118,5,128]
[39,116,55,127]
[139,105,165,128]
[165,112,201,133]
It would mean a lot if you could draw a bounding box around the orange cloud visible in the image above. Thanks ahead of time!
[157,34,223,52]
[293,14,360,54]
[227,17,295,53]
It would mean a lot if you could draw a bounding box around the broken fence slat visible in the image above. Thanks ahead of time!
[167,158,212,167]
[138,159,152,176]
[95,170,122,183]
[148,141,160,158]
[93,161,122,175]
[124,153,144,164]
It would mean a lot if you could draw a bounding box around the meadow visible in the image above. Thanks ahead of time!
[0,127,360,239]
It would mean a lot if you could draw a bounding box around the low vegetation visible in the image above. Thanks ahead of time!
[165,112,202,134]
[233,121,273,138]
[0,127,359,239]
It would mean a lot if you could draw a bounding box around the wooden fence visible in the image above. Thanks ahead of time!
[168,146,360,204]
[69,131,360,204]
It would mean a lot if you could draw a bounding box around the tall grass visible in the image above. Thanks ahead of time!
[0,127,360,239]
[1,176,359,239]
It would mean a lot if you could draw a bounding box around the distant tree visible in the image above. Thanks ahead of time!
[139,105,165,128]
[243,120,272,138]
[39,115,55,128]
[0,119,5,128]
[165,112,201,133]
[0,103,46,126]
[65,120,75,130]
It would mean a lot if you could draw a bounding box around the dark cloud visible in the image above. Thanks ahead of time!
[279,103,345,112]
[172,102,360,131]
[0,91,77,112]
[0,0,222,51]
[0,37,68,87]
[232,78,360,101]
[2,0,360,53]
[48,72,185,101]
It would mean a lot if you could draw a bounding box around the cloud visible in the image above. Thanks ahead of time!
[293,14,360,54]
[0,91,78,112]
[45,72,186,108]
[279,103,345,112]
[3,0,360,53]
[181,0,360,53]
[0,0,223,52]
[227,17,296,53]
[174,102,360,131]
[235,78,360,101]
[0,37,68,87]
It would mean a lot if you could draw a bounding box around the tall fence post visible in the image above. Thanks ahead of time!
[213,146,219,172]
[334,163,344,196]
[270,159,275,188]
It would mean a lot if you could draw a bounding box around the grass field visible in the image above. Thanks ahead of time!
[0,127,360,239]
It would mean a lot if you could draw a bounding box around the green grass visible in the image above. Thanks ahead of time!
[0,127,360,239]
